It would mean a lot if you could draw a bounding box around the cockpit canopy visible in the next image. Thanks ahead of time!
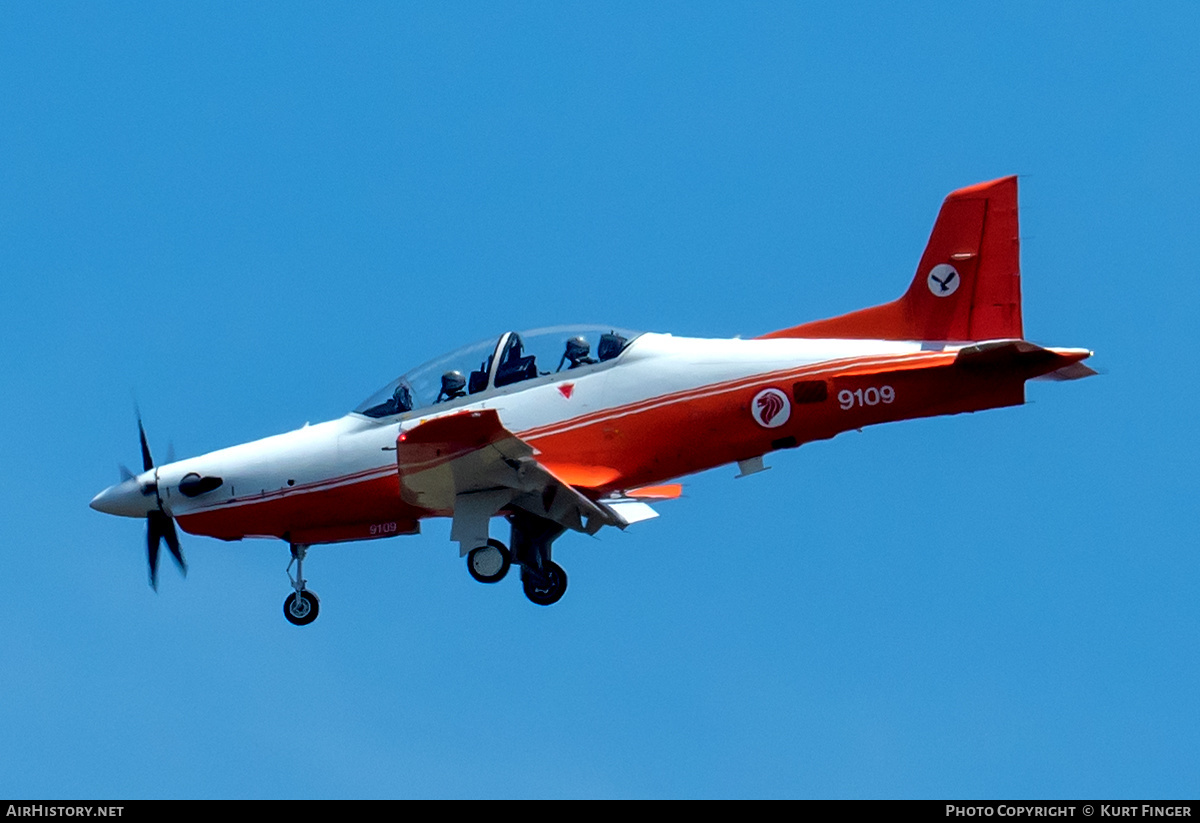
[354,326,641,419]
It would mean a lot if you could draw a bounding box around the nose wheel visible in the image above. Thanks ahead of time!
[284,590,320,625]
[284,543,320,626]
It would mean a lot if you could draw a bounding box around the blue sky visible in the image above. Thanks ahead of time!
[2,2,1197,798]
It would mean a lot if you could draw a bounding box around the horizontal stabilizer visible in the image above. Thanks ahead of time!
[1033,361,1099,381]
[954,340,1094,381]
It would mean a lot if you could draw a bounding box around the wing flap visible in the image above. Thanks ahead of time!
[626,483,683,500]
[507,455,621,533]
[537,462,622,489]
[603,500,660,524]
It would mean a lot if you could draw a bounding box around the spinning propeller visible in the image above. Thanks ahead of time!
[93,414,188,589]
[138,416,187,590]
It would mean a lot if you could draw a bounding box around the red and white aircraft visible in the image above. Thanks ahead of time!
[91,176,1093,625]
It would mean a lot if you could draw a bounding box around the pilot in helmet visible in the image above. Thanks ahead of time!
[391,383,413,413]
[437,370,467,402]
[560,336,598,370]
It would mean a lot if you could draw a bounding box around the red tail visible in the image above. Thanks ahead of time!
[761,176,1024,342]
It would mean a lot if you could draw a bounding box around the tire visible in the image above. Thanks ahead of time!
[284,590,320,626]
[522,561,567,606]
[467,539,511,584]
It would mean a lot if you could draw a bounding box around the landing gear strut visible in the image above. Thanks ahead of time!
[509,512,568,606]
[284,543,320,626]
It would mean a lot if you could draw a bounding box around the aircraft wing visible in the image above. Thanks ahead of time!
[395,409,633,553]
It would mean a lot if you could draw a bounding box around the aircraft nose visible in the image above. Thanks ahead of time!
[90,477,157,518]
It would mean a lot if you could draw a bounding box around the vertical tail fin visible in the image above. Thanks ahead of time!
[760,176,1023,342]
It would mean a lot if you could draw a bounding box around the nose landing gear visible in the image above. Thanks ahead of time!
[284,590,320,625]
[284,543,320,626]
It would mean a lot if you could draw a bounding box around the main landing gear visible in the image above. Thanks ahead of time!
[467,539,511,584]
[465,512,568,606]
[522,560,567,606]
[284,543,320,626]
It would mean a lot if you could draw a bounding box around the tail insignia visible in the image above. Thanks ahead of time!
[927,264,960,297]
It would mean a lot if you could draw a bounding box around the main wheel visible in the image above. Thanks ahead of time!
[468,539,511,584]
[522,561,567,606]
[284,590,320,626]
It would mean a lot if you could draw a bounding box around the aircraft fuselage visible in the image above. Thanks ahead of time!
[94,333,1086,547]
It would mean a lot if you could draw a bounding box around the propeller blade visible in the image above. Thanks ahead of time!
[146,510,187,590]
[146,511,163,590]
[162,515,187,576]
[138,415,154,472]
[119,464,134,482]
[135,412,187,590]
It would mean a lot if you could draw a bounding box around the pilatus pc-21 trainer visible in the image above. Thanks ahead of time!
[92,177,1094,625]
